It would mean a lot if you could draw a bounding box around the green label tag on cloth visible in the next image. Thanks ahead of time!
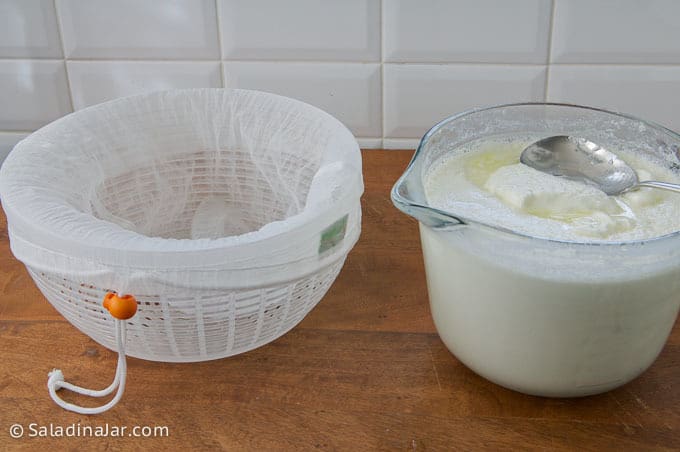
[319,214,348,254]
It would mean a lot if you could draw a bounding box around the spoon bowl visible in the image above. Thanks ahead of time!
[520,135,680,196]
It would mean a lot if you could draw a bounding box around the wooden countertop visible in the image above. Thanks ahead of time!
[1,150,679,450]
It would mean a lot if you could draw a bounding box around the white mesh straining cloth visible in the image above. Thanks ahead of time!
[0,89,363,291]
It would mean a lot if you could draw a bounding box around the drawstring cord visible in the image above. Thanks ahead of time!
[47,293,137,415]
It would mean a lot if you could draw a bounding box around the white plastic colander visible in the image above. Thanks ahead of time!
[0,89,363,413]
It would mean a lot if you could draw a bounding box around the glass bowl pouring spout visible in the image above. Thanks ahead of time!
[391,131,465,229]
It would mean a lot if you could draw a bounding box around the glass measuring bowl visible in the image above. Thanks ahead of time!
[392,103,680,397]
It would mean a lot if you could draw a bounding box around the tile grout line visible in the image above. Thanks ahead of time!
[380,0,385,148]
[5,57,382,64]
[543,0,557,102]
[51,0,76,112]
[1,57,679,67]
[213,0,226,88]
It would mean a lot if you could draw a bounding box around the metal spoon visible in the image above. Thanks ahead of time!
[520,135,680,196]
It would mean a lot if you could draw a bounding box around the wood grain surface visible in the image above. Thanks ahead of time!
[0,150,678,451]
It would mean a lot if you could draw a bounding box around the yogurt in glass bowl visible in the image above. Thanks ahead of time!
[391,103,680,397]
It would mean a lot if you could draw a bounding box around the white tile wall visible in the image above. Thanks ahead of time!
[57,0,219,59]
[383,0,551,63]
[1,0,680,154]
[68,61,222,109]
[218,0,380,61]
[223,62,381,137]
[0,60,71,130]
[547,65,680,133]
[0,0,62,58]
[551,0,680,64]
[384,64,546,138]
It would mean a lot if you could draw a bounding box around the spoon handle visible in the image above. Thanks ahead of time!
[637,180,680,193]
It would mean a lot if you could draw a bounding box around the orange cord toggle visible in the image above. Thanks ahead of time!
[103,293,138,320]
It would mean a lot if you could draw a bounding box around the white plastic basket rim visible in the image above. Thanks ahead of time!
[0,89,363,271]
[10,208,361,290]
